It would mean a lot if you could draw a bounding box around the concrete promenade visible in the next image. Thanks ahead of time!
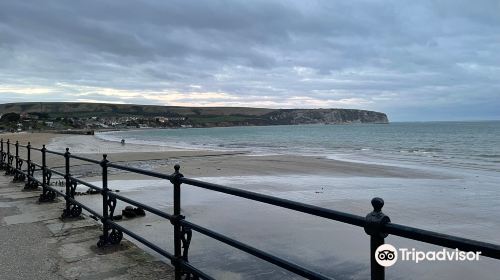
[0,174,174,280]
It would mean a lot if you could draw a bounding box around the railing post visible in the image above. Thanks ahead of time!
[97,154,122,248]
[62,148,72,217]
[13,141,24,182]
[0,139,5,170]
[39,145,50,192]
[101,154,109,246]
[42,145,46,185]
[25,142,31,188]
[13,141,19,181]
[39,145,55,202]
[5,139,11,175]
[170,164,185,280]
[61,148,81,218]
[0,139,4,169]
[364,197,390,280]
[15,141,19,171]
[27,142,30,164]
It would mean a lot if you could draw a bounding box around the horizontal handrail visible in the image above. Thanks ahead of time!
[108,162,174,180]
[46,150,66,156]
[69,154,101,164]
[385,223,500,258]
[47,167,65,177]
[46,185,66,198]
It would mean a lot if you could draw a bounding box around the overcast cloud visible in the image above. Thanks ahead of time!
[0,0,499,121]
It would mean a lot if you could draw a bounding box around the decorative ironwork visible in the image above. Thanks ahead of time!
[39,169,56,202]
[96,194,123,247]
[107,196,117,218]
[0,152,6,170]
[45,169,52,184]
[39,189,56,202]
[180,225,198,280]
[181,226,192,261]
[108,229,123,244]
[61,202,82,219]
[69,179,78,198]
[24,162,38,189]
[19,159,24,180]
[5,155,14,175]
[13,158,25,182]
[97,228,123,248]
[61,179,82,218]
[101,199,121,246]
[69,204,82,217]
[29,162,36,176]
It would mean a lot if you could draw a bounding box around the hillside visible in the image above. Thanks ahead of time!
[0,102,275,117]
[0,102,388,131]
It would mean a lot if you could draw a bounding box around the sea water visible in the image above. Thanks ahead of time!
[97,121,500,172]
[92,122,500,280]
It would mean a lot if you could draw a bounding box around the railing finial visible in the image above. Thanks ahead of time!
[174,164,180,173]
[366,197,390,280]
[371,197,384,212]
[365,197,390,237]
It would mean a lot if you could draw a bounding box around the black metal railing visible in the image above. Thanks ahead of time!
[0,138,499,280]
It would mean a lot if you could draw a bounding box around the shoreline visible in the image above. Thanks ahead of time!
[0,132,451,180]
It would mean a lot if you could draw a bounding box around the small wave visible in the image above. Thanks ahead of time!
[476,154,500,158]
[400,148,443,154]
[354,147,371,151]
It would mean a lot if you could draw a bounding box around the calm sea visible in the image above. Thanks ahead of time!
[97,121,500,173]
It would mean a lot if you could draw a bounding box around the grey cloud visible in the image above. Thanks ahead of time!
[0,0,499,121]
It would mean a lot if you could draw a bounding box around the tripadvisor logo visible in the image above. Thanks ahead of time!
[375,244,398,267]
[375,244,481,267]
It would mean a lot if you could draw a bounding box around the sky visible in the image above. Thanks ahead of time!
[0,0,499,121]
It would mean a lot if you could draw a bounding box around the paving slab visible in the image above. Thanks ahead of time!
[4,209,62,225]
[0,191,40,199]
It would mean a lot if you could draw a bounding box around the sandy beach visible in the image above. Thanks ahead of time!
[1,132,448,180]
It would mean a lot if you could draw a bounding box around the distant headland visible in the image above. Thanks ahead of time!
[0,102,388,132]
